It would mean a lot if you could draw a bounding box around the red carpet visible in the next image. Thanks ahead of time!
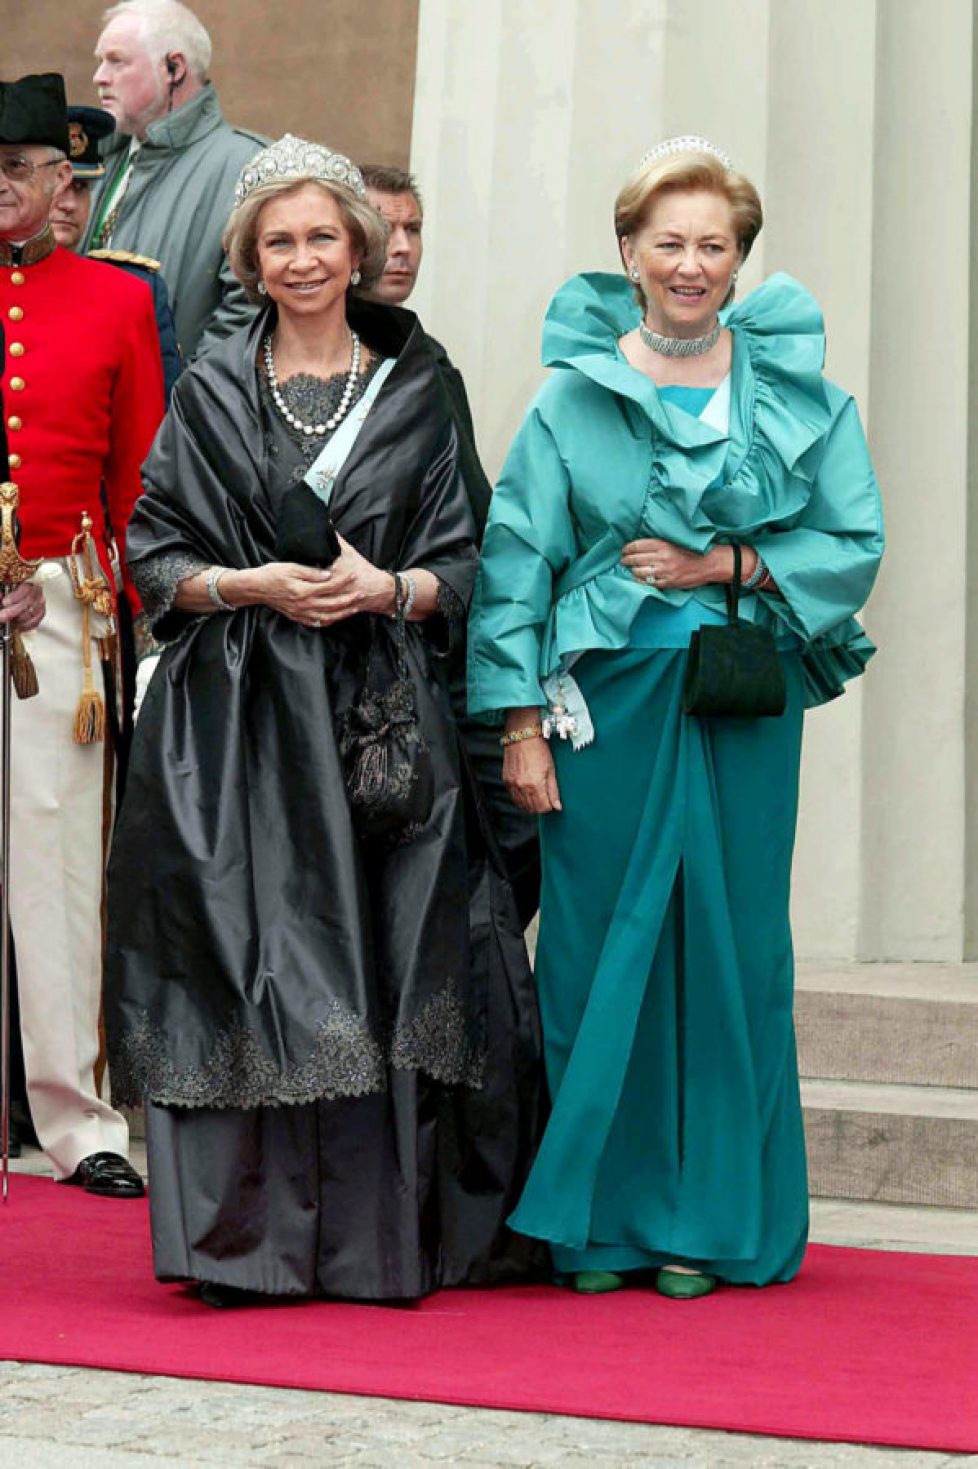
[1,1176,976,1452]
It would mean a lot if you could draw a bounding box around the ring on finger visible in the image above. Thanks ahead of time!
[312,617,322,628]
[645,566,657,585]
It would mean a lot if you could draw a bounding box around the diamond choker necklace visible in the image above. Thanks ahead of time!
[638,319,721,358]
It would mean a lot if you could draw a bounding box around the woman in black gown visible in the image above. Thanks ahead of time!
[105,136,542,1305]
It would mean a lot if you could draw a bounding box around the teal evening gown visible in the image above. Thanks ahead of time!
[467,274,884,1285]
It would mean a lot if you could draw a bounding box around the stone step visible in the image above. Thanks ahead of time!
[802,1077,978,1208]
[810,1197,978,1255]
[795,962,978,1089]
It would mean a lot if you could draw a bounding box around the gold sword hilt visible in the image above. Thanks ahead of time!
[0,482,42,701]
[0,482,42,589]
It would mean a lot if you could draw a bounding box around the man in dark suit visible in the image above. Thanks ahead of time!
[361,164,540,929]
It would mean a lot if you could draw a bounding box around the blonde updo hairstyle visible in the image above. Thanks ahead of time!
[615,151,763,312]
[223,176,390,305]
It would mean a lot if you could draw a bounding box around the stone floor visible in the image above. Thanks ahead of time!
[4,1143,976,1467]
[0,1361,974,1469]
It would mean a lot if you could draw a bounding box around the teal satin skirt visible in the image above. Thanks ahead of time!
[510,646,809,1285]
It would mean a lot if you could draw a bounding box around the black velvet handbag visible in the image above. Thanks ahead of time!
[682,545,787,718]
[274,480,342,567]
[337,575,435,840]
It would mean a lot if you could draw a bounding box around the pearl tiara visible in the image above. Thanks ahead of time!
[639,136,733,172]
[233,134,367,208]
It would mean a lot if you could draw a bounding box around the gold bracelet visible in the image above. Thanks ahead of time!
[500,723,544,748]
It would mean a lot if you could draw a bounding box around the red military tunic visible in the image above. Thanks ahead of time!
[0,242,164,603]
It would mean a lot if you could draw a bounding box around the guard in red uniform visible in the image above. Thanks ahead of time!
[0,72,164,1196]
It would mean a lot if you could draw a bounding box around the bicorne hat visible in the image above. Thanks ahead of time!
[0,73,70,156]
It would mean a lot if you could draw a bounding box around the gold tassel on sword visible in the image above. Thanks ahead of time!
[0,481,41,1203]
[67,510,114,746]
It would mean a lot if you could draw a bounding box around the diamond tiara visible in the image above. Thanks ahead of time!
[233,133,367,208]
[639,136,734,172]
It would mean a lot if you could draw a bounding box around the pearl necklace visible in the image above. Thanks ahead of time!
[263,330,361,437]
[638,318,721,358]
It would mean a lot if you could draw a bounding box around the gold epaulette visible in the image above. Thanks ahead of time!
[89,247,161,273]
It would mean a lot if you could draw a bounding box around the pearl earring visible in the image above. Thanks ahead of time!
[731,270,739,284]
[350,269,361,286]
[257,280,267,296]
[629,267,639,281]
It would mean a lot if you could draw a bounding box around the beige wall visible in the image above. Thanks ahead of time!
[412,0,978,962]
[411,0,670,485]
[3,0,418,167]
[9,0,977,960]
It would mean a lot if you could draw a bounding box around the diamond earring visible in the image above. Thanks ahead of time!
[350,269,361,286]
[257,280,267,296]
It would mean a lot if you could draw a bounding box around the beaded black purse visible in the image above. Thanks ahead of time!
[337,576,435,839]
[275,485,433,838]
[682,545,787,719]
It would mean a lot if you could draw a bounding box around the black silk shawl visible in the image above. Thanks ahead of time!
[423,331,491,533]
[105,302,524,1112]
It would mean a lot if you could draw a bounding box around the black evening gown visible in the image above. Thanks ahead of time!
[106,302,544,1299]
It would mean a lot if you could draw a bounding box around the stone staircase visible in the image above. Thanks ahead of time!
[796,962,978,1249]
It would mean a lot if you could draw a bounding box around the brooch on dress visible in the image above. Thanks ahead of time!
[540,671,594,749]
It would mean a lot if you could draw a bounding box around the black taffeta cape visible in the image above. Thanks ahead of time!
[104,302,544,1185]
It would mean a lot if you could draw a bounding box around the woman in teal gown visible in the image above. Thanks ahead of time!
[467,138,883,1296]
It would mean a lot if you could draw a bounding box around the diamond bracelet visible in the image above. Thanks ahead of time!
[206,566,234,612]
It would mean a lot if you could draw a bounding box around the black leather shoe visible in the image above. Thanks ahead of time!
[61,1151,145,1198]
[198,1281,260,1309]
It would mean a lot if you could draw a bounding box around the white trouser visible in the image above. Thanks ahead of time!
[5,564,128,1178]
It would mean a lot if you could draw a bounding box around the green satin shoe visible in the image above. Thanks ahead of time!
[570,1270,625,1294]
[654,1267,717,1300]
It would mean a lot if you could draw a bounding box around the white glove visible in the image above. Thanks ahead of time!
[133,653,161,722]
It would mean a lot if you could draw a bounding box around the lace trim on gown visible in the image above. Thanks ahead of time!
[112,975,485,1109]
[134,549,210,624]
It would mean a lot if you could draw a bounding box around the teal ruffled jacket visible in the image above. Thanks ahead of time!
[468,272,884,719]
